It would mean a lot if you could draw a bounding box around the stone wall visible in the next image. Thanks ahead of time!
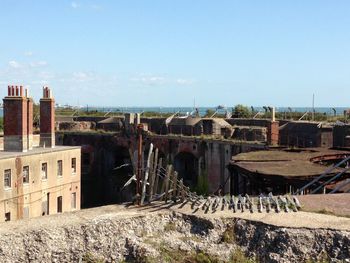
[0,207,348,263]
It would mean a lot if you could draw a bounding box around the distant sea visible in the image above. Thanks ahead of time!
[0,106,349,117]
[64,106,350,117]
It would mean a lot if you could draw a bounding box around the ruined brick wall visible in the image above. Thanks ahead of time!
[333,125,350,147]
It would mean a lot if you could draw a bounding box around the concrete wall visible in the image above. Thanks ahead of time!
[279,122,333,148]
[226,118,272,127]
[333,125,350,147]
[0,147,81,222]
[58,132,266,205]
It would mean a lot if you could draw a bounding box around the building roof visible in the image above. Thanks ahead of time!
[0,146,81,160]
[230,148,350,179]
[98,117,123,124]
[210,118,232,128]
[168,117,201,126]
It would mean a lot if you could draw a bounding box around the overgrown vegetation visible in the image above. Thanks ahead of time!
[194,169,209,195]
[221,225,235,244]
[232,105,251,118]
[305,251,330,263]
[230,248,258,263]
[81,252,104,263]
[163,222,177,232]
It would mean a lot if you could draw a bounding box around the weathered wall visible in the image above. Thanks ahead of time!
[57,133,134,208]
[0,207,348,263]
[0,147,81,222]
[58,132,266,206]
[333,125,350,147]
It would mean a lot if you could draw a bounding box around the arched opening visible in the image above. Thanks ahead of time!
[174,152,198,188]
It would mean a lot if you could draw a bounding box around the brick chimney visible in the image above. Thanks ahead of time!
[27,89,34,150]
[267,107,279,146]
[40,87,55,148]
[3,85,32,152]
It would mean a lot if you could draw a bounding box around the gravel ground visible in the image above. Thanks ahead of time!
[298,193,350,217]
[1,201,349,233]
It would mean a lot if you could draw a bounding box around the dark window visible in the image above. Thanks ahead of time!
[71,158,77,174]
[41,163,48,179]
[57,196,62,213]
[57,160,63,177]
[4,169,11,188]
[23,166,29,184]
[71,192,77,209]
[5,212,10,222]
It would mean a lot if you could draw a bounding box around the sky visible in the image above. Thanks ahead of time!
[0,1,349,107]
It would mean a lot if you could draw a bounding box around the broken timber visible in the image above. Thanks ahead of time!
[123,145,302,213]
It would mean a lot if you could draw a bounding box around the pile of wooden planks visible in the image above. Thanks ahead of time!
[123,143,302,213]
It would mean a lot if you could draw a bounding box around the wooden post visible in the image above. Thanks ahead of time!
[146,152,154,202]
[136,124,144,205]
[141,143,154,205]
[172,171,178,202]
[163,165,172,202]
[178,179,184,202]
[168,170,174,202]
[153,158,162,195]
[148,149,158,202]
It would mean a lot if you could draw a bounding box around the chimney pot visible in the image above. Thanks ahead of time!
[7,86,11,96]
[20,86,23,97]
[15,86,19,96]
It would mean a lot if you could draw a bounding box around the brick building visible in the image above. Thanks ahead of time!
[0,86,81,222]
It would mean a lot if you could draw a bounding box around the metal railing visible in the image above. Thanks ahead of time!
[295,156,350,195]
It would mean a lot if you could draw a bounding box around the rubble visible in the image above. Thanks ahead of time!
[0,206,348,262]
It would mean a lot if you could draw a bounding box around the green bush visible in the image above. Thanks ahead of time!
[195,169,209,195]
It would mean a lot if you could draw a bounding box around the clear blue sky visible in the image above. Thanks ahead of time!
[0,1,349,107]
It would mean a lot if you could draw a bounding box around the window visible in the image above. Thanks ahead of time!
[71,158,77,174]
[57,160,63,177]
[23,166,29,184]
[71,192,77,209]
[41,163,48,180]
[4,169,11,188]
[5,212,10,222]
[57,196,63,213]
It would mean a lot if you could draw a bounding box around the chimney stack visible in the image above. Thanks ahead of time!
[267,106,279,146]
[40,86,55,148]
[3,85,32,152]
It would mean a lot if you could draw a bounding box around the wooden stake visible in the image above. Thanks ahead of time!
[148,149,158,202]
[153,158,162,195]
[140,143,154,205]
[163,165,172,202]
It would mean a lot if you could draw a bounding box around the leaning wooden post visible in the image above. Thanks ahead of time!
[153,158,162,195]
[136,124,144,205]
[148,148,158,202]
[163,165,172,202]
[172,171,178,202]
[178,179,184,202]
[141,143,154,205]
[146,152,154,202]
[166,169,175,202]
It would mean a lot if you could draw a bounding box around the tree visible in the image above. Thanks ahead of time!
[232,104,251,118]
